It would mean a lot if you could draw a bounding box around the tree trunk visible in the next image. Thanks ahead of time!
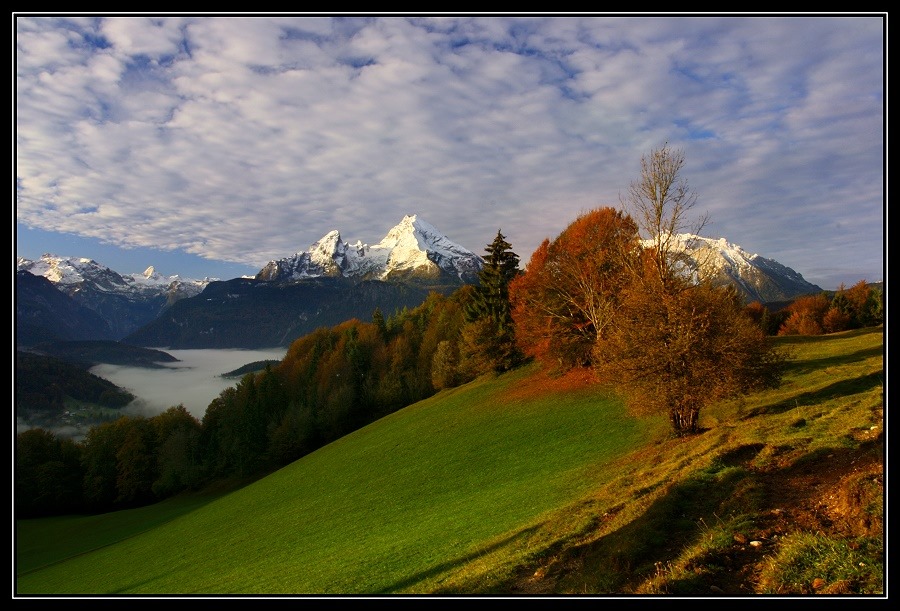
[670,404,700,436]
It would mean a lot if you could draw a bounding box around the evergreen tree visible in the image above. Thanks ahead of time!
[464,230,522,372]
[466,230,520,328]
[372,307,387,338]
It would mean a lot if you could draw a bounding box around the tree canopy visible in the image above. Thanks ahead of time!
[513,144,786,436]
[509,207,639,369]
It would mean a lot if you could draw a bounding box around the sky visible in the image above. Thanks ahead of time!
[15,14,885,290]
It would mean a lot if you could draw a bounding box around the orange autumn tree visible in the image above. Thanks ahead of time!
[512,145,785,437]
[509,207,640,369]
[777,294,831,336]
[829,280,883,330]
[595,262,784,435]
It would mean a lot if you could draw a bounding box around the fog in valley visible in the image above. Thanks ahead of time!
[91,348,287,420]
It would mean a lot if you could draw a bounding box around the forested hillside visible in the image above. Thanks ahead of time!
[15,352,135,435]
[16,147,884,520]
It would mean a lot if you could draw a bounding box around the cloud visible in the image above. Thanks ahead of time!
[15,15,884,288]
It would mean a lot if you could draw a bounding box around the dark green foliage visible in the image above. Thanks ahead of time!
[221,360,282,378]
[114,417,159,505]
[464,230,523,372]
[16,407,206,517]
[466,230,520,330]
[15,283,488,517]
[80,419,131,511]
[151,405,204,497]
[372,307,387,338]
[16,351,135,420]
[16,428,85,518]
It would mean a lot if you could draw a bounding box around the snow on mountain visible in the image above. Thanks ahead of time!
[373,215,483,280]
[16,255,210,299]
[654,234,823,303]
[256,215,483,284]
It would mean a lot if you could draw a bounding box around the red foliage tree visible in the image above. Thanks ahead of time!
[509,207,640,369]
[778,294,831,336]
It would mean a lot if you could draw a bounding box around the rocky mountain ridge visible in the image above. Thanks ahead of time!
[256,215,483,284]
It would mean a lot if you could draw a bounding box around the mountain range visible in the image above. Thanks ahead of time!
[663,234,824,304]
[256,215,483,284]
[16,215,824,350]
[16,256,209,341]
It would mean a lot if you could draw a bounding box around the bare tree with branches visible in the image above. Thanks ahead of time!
[620,143,712,290]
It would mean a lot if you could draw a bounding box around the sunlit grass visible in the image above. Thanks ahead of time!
[757,532,884,594]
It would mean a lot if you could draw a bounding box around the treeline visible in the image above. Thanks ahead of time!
[14,259,882,519]
[221,360,283,378]
[745,280,883,336]
[16,351,135,417]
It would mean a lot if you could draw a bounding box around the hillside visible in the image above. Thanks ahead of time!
[24,340,179,369]
[15,351,136,432]
[123,276,437,349]
[15,270,115,346]
[15,327,884,596]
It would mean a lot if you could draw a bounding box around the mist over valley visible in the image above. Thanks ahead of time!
[90,348,287,420]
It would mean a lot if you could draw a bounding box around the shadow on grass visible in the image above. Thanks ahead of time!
[781,345,884,376]
[378,524,543,594]
[494,438,883,596]
[741,371,884,419]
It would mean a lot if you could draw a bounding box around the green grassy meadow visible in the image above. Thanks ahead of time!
[16,364,665,594]
[15,326,884,595]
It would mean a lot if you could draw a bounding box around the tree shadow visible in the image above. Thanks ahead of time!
[378,524,543,594]
[781,346,884,376]
[492,438,882,596]
[741,371,884,419]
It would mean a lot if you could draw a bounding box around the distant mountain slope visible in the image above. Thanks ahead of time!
[16,350,135,426]
[15,270,115,347]
[124,276,436,349]
[657,234,824,303]
[17,255,210,339]
[25,340,180,369]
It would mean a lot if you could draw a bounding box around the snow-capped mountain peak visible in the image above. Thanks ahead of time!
[647,233,822,302]
[256,215,483,284]
[16,254,213,339]
[17,254,125,291]
[17,254,209,298]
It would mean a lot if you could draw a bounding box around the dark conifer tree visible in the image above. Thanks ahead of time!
[466,230,520,328]
[372,307,387,338]
[464,230,522,372]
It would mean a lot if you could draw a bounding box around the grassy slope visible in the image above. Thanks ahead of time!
[16,365,664,594]
[15,327,884,596]
[469,326,885,595]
